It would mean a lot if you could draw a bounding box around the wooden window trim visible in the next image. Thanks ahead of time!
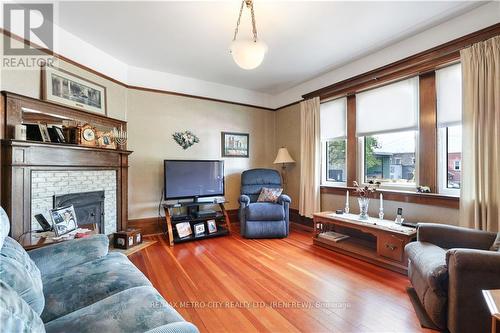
[346,95,357,186]
[321,186,459,209]
[418,72,438,192]
[304,23,500,101]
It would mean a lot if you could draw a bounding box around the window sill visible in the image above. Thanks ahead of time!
[320,185,459,209]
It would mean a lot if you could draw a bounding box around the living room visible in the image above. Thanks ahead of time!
[0,1,499,333]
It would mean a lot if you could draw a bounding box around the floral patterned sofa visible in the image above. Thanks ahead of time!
[0,207,198,333]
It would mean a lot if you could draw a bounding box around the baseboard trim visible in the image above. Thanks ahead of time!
[128,217,164,236]
[290,208,314,228]
[130,209,313,236]
[290,222,313,232]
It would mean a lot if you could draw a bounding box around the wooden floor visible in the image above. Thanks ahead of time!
[129,228,435,333]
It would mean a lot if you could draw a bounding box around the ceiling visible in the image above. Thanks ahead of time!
[57,1,483,95]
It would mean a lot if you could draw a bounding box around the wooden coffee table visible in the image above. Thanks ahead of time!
[313,212,417,274]
[19,224,98,250]
[483,290,500,333]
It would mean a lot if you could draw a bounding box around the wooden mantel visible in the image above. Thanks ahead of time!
[0,91,132,239]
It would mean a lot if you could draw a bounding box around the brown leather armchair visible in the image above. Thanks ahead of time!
[405,223,500,333]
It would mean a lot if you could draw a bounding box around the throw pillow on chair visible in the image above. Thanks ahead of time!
[257,187,283,203]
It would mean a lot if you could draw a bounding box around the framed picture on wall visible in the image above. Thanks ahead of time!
[42,65,107,115]
[221,132,249,158]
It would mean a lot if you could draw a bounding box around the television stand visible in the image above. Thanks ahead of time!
[163,201,231,246]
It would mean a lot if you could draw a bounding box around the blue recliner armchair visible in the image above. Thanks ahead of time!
[239,168,291,238]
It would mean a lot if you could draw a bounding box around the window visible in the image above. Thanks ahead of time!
[363,130,417,185]
[436,64,462,194]
[445,125,462,189]
[326,139,346,182]
[356,77,419,188]
[321,97,347,185]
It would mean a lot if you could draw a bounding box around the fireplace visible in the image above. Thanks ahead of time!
[30,170,118,235]
[54,191,105,233]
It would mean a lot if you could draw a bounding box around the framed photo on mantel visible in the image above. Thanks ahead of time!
[221,132,249,158]
[42,65,107,115]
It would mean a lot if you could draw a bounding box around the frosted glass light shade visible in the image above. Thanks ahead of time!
[229,38,268,70]
[274,147,295,164]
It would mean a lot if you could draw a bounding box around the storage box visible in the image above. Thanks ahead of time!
[113,228,142,249]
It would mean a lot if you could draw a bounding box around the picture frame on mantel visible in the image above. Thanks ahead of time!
[221,132,249,158]
[41,65,107,115]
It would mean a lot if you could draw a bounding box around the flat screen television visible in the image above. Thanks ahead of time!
[164,160,224,200]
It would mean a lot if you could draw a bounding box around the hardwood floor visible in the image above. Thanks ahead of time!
[129,228,434,333]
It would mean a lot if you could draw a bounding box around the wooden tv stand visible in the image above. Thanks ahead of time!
[163,201,231,246]
[313,212,416,274]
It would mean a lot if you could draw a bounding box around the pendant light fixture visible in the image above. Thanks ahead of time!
[230,0,267,70]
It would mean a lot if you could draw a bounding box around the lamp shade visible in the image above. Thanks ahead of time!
[273,147,295,164]
[229,38,268,70]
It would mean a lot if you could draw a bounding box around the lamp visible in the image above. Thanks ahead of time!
[230,0,267,70]
[273,147,295,190]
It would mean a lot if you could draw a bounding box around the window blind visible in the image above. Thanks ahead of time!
[320,97,346,140]
[436,63,462,127]
[356,77,419,136]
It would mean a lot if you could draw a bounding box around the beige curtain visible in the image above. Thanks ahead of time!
[459,36,500,232]
[299,97,321,218]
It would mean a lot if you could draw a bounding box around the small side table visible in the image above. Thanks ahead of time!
[483,290,500,333]
[19,224,98,250]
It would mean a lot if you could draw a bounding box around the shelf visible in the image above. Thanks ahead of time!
[313,236,407,273]
[2,139,132,154]
[164,201,227,208]
[174,228,229,244]
[171,212,225,224]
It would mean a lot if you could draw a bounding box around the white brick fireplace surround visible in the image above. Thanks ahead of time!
[31,170,117,234]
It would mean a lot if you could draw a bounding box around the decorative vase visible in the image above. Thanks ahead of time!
[358,197,370,220]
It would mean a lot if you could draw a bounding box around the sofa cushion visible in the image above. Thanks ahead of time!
[408,260,447,330]
[0,207,10,250]
[245,203,285,221]
[44,286,192,333]
[405,242,448,295]
[0,280,46,333]
[41,252,152,322]
[0,236,45,314]
[244,220,288,238]
[490,232,500,251]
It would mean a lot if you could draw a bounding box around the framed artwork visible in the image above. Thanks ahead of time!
[97,129,116,149]
[221,132,249,158]
[49,205,78,236]
[194,223,205,237]
[42,65,107,115]
[175,222,192,238]
[207,219,217,234]
[53,126,66,143]
[38,123,51,142]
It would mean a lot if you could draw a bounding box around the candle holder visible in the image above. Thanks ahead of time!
[378,208,384,220]
[344,204,349,214]
[113,127,128,148]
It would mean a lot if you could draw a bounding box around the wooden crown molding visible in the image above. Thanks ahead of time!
[2,23,498,112]
[302,23,500,101]
[0,29,274,111]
